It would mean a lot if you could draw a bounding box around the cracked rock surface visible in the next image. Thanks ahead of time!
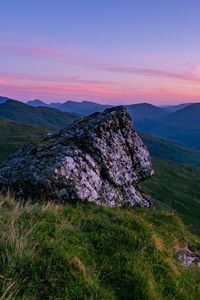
[0,106,154,207]
[178,247,200,267]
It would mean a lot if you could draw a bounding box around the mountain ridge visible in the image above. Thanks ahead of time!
[0,99,81,130]
[2,96,200,148]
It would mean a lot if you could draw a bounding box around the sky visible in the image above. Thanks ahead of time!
[1,0,200,105]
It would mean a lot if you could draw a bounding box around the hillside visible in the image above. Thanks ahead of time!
[0,99,80,130]
[162,103,193,113]
[142,159,200,233]
[0,119,46,165]
[164,103,200,126]
[140,132,200,167]
[0,194,199,300]
[136,103,200,148]
[127,103,169,122]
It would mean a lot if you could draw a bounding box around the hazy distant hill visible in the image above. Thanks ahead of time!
[0,99,81,130]
[126,103,169,122]
[50,100,111,115]
[27,99,111,115]
[28,99,170,121]
[53,101,169,120]
[163,103,200,126]
[162,103,193,113]
[27,99,49,107]
[136,103,200,148]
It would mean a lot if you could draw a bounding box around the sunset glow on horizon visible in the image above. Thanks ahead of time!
[1,0,200,105]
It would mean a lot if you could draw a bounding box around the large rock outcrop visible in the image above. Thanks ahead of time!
[0,106,154,207]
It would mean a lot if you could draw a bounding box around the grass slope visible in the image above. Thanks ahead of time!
[139,132,200,167]
[0,119,47,165]
[0,195,199,300]
[142,159,200,233]
[0,99,80,130]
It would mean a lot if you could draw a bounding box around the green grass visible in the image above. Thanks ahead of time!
[0,194,199,300]
[142,158,200,233]
[0,119,47,165]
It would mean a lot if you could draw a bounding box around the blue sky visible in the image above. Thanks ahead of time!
[1,0,200,104]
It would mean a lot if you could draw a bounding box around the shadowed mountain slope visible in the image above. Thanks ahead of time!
[136,103,200,148]
[0,99,81,130]
[140,132,200,167]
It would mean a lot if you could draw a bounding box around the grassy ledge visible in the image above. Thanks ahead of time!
[0,194,199,300]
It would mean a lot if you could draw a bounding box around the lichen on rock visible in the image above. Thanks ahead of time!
[0,106,154,207]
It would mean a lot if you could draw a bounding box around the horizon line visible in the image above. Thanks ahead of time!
[0,95,199,107]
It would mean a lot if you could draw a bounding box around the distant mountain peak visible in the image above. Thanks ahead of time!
[27,99,48,107]
[163,103,195,113]
[0,96,12,104]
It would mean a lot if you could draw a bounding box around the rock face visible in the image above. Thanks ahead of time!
[0,106,154,207]
[178,247,200,267]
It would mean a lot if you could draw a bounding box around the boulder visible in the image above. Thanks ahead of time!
[0,106,154,207]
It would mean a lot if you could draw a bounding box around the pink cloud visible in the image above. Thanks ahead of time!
[0,41,69,59]
[0,84,124,104]
[0,68,200,105]
[0,41,101,67]
[1,42,200,104]
[1,78,200,105]
[1,41,200,86]
[0,72,127,102]
[0,72,117,88]
[100,64,200,84]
